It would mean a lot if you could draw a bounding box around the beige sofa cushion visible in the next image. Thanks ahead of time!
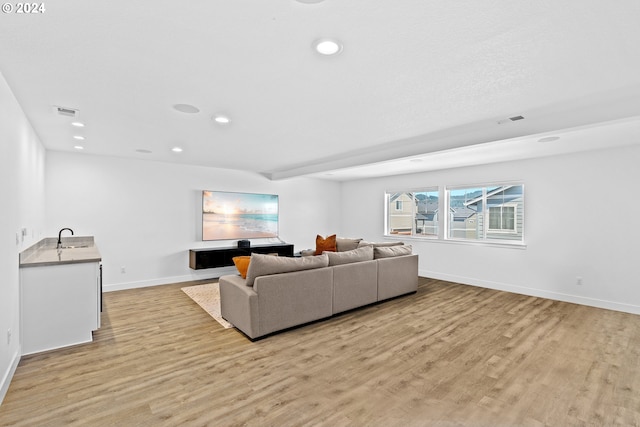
[336,237,363,252]
[358,240,405,248]
[254,268,333,336]
[333,260,378,314]
[324,245,373,266]
[374,245,412,259]
[245,253,329,286]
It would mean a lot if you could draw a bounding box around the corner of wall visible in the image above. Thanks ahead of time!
[0,70,46,407]
[0,344,20,406]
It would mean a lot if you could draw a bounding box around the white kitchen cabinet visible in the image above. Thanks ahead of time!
[20,261,101,355]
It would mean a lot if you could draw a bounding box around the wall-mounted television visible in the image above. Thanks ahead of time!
[202,190,279,241]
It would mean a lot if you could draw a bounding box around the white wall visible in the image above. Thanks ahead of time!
[341,143,640,314]
[0,72,46,404]
[45,152,341,291]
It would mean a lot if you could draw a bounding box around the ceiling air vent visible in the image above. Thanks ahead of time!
[54,106,79,117]
[497,115,525,125]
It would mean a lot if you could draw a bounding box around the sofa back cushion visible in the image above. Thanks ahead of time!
[374,245,412,259]
[324,245,373,266]
[246,253,329,287]
[336,237,363,252]
[358,241,405,249]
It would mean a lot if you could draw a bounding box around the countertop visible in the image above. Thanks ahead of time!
[19,236,102,267]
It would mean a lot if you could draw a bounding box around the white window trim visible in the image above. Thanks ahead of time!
[384,183,525,247]
[384,188,439,239]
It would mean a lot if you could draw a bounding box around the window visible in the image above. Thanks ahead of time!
[446,184,524,243]
[447,187,482,239]
[385,183,524,245]
[385,189,439,237]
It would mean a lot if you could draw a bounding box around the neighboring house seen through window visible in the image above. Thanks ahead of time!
[488,205,516,231]
[385,183,524,245]
[446,184,524,243]
[386,189,439,237]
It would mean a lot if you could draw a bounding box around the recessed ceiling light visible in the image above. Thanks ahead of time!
[171,147,183,153]
[213,115,231,124]
[136,149,152,154]
[71,122,85,127]
[74,145,84,150]
[409,158,424,163]
[173,104,200,114]
[538,136,560,143]
[313,39,343,56]
[73,135,85,140]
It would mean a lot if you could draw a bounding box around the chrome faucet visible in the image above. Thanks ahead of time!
[57,227,74,249]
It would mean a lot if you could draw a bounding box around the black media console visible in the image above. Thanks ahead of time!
[189,243,294,270]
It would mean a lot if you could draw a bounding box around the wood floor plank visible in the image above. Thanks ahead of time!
[2,277,640,426]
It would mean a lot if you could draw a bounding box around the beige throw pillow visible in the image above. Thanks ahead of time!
[324,245,373,266]
[357,241,405,248]
[245,253,329,287]
[373,245,412,259]
[336,237,363,252]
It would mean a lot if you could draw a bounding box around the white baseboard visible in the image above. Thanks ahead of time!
[0,347,20,407]
[109,268,640,314]
[103,267,237,292]
[420,269,640,316]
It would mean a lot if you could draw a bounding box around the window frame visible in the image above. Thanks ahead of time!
[445,182,524,245]
[384,181,525,248]
[384,188,439,239]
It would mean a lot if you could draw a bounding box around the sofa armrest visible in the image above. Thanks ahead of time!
[219,275,259,339]
[377,254,418,300]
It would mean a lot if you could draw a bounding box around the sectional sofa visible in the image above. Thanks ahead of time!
[219,241,418,340]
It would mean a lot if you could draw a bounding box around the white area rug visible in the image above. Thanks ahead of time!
[181,282,234,329]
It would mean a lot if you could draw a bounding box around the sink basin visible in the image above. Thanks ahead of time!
[41,236,95,250]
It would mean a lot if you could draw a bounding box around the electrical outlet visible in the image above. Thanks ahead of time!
[121,266,126,274]
[576,276,583,286]
[7,329,11,344]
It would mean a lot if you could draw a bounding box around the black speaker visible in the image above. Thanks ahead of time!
[237,240,250,249]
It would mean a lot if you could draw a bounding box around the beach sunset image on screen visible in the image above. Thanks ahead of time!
[202,191,279,241]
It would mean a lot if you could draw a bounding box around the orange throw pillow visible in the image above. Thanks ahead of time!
[232,256,251,279]
[315,234,337,255]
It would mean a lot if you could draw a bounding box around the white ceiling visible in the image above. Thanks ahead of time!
[2,0,640,181]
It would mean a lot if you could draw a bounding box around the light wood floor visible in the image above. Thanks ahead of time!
[2,277,640,426]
